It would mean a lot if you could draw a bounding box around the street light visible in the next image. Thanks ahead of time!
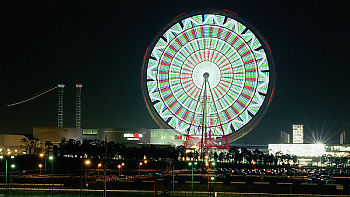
[39,153,46,174]
[139,162,143,176]
[144,160,148,171]
[97,163,102,180]
[0,154,15,185]
[188,161,197,197]
[206,161,216,196]
[38,163,43,175]
[121,163,125,175]
[84,159,91,189]
[84,159,91,166]
[117,164,121,176]
[48,155,54,195]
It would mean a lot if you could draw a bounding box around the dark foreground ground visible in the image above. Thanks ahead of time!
[0,190,349,197]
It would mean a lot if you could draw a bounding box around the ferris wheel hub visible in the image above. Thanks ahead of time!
[203,72,209,79]
[192,61,220,89]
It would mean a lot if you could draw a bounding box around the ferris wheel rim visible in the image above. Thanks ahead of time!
[141,9,275,142]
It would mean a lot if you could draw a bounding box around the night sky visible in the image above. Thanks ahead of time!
[1,0,350,144]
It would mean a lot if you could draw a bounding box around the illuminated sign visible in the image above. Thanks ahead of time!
[124,132,143,141]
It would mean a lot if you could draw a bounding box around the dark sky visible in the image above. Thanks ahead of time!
[1,0,350,144]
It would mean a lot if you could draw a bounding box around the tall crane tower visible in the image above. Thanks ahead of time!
[75,84,82,128]
[57,84,65,128]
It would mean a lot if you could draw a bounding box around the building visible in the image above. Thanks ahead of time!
[292,124,303,144]
[340,131,350,144]
[33,127,82,145]
[0,134,26,155]
[33,127,184,147]
[96,128,150,145]
[268,143,325,157]
[230,144,268,153]
[149,129,184,146]
[280,131,290,144]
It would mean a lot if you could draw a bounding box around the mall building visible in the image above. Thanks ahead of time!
[268,125,350,165]
[33,127,185,147]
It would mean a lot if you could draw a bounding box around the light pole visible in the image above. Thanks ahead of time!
[117,164,121,176]
[211,162,216,197]
[205,161,210,193]
[144,160,148,171]
[39,153,46,174]
[121,162,125,175]
[0,155,15,185]
[84,159,91,189]
[48,155,54,196]
[188,161,197,197]
[97,163,102,180]
[10,163,15,185]
[39,163,43,175]
[139,162,143,176]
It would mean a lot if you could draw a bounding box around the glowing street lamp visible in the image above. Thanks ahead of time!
[39,153,46,174]
[121,162,125,175]
[97,163,102,179]
[0,154,15,185]
[117,164,121,176]
[48,155,54,194]
[144,160,148,171]
[139,162,143,176]
[84,159,91,189]
[208,162,216,195]
[84,159,91,166]
[38,163,43,175]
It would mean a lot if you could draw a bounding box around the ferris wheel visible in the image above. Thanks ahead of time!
[142,10,274,153]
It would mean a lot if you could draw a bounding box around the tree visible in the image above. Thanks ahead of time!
[20,137,42,155]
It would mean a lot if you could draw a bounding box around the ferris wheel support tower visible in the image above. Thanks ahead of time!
[186,72,230,156]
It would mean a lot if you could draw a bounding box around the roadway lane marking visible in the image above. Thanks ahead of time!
[253,182,269,184]
[277,182,293,185]
[230,182,246,184]
[185,181,200,184]
[142,181,155,183]
[301,183,317,186]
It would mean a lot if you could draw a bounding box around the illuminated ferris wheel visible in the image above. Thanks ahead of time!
[142,10,274,153]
